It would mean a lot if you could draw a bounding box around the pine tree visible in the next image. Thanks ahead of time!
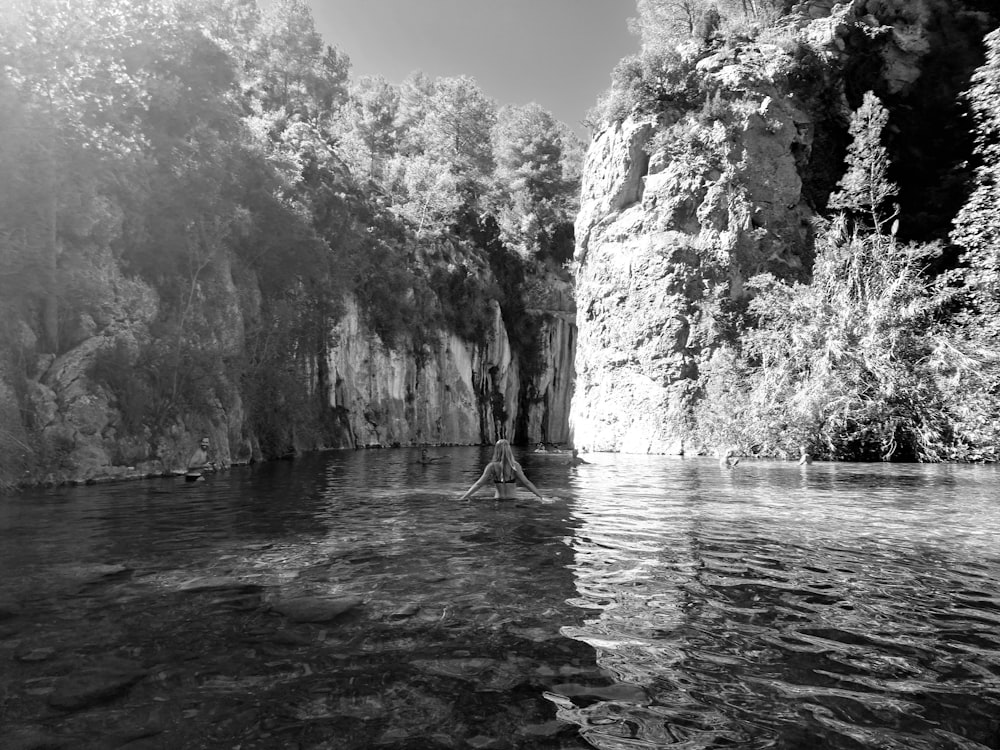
[952,27,1000,309]
[345,75,399,180]
[827,91,899,235]
[491,103,579,257]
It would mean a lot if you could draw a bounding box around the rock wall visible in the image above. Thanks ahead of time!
[325,295,575,448]
[7,255,576,486]
[572,76,815,453]
[15,256,254,486]
[570,0,995,454]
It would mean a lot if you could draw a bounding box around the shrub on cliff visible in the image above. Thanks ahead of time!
[630,0,790,53]
[589,48,702,127]
[749,229,952,460]
[693,91,993,461]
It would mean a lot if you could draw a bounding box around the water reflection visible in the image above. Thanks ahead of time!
[2,452,1000,749]
[554,454,1000,749]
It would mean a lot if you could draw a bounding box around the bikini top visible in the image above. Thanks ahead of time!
[492,463,517,484]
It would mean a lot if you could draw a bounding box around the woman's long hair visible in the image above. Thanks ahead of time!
[492,439,516,481]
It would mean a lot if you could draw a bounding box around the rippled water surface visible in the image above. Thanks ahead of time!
[2,450,1000,749]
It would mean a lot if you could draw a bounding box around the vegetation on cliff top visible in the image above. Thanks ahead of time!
[0,0,581,488]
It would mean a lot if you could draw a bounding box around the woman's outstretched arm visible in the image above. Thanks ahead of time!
[458,465,494,501]
[513,464,544,499]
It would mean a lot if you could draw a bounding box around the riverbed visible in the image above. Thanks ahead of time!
[1,448,998,749]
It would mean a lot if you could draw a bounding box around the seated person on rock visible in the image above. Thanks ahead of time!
[188,437,215,472]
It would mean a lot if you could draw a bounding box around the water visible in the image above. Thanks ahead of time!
[1,449,999,749]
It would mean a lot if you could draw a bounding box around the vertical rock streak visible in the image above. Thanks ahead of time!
[327,297,574,448]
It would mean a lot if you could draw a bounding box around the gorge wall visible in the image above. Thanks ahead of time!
[570,0,999,454]
[8,251,574,487]
[325,292,575,450]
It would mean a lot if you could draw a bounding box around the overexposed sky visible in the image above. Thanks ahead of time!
[305,0,639,134]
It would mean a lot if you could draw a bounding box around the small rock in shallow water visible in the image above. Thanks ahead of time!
[519,720,565,739]
[48,659,147,711]
[551,681,650,703]
[177,576,252,592]
[270,595,362,623]
[15,645,56,662]
[411,657,497,681]
[389,603,420,619]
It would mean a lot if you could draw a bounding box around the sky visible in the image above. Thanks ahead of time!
[302,0,639,137]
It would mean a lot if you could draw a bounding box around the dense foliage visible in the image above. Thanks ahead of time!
[0,0,582,487]
[629,0,792,51]
[592,4,1000,462]
[699,74,1000,461]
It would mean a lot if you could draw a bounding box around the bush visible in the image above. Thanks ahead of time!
[596,48,702,127]
[429,265,499,344]
[90,337,228,436]
[701,225,956,461]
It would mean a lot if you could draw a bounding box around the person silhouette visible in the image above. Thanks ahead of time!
[719,448,740,468]
[458,439,546,501]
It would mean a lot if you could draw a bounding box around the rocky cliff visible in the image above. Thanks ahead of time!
[570,0,998,454]
[325,292,575,449]
[6,247,574,488]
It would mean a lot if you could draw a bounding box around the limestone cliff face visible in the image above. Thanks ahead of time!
[325,291,575,449]
[570,0,996,454]
[573,79,814,453]
[326,297,508,447]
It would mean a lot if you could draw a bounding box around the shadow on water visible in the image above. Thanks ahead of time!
[1,450,999,749]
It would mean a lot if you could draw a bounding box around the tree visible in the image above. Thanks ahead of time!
[696,92,953,461]
[1,0,169,352]
[342,75,399,180]
[491,103,581,258]
[385,154,462,233]
[418,76,497,197]
[629,0,786,50]
[250,0,333,117]
[952,27,1000,312]
[395,70,435,155]
[629,0,706,49]
[827,91,899,234]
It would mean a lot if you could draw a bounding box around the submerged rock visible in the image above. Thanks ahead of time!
[0,724,73,750]
[58,562,129,584]
[411,657,498,681]
[270,595,363,623]
[49,658,148,711]
[15,645,56,662]
[389,603,421,619]
[177,576,254,592]
[0,600,22,621]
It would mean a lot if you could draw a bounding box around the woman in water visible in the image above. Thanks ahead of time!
[458,439,546,501]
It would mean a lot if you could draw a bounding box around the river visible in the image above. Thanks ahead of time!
[1,448,999,749]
